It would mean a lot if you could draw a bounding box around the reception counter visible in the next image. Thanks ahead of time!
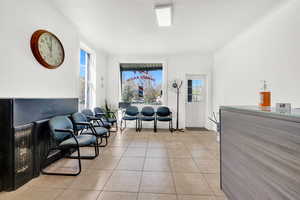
[220,106,300,200]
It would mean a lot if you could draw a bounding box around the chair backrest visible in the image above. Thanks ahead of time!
[125,106,139,116]
[49,116,73,142]
[72,112,88,131]
[141,106,155,116]
[81,109,94,117]
[94,107,105,116]
[156,106,171,117]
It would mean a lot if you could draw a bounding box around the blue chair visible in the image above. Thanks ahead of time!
[121,106,139,132]
[72,112,109,147]
[156,106,173,132]
[139,106,156,132]
[94,107,118,131]
[81,109,112,136]
[41,116,98,176]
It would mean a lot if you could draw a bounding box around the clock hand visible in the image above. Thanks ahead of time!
[49,37,53,57]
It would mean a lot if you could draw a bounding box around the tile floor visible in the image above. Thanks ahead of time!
[0,129,227,200]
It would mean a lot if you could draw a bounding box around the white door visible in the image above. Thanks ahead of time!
[185,75,206,128]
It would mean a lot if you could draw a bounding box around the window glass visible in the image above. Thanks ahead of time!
[121,69,163,104]
[187,79,203,102]
[79,49,93,110]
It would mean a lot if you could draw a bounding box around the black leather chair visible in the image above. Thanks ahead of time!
[121,106,139,132]
[156,106,173,132]
[139,106,156,132]
[72,112,109,147]
[94,107,118,131]
[41,116,98,176]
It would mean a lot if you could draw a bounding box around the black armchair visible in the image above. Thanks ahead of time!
[81,109,112,136]
[41,116,98,176]
[139,106,156,132]
[121,106,139,132]
[72,112,109,147]
[94,107,118,131]
[156,106,173,132]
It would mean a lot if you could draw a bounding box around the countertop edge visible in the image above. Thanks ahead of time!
[220,106,300,123]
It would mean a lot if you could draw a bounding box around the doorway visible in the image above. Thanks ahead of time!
[185,74,207,128]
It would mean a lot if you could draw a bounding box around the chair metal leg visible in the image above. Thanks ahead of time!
[120,120,123,132]
[98,136,108,147]
[110,122,118,133]
[106,129,111,137]
[41,147,82,176]
[136,119,139,132]
[67,147,98,159]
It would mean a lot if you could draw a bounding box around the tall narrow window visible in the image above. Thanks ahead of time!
[120,63,163,105]
[79,49,93,110]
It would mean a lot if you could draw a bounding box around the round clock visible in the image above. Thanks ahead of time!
[30,30,65,69]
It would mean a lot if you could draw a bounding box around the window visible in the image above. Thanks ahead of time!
[187,79,203,102]
[120,63,163,105]
[79,49,95,110]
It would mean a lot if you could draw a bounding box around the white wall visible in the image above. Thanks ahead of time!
[213,0,300,113]
[0,0,79,98]
[95,50,108,106]
[106,53,214,129]
[168,53,214,129]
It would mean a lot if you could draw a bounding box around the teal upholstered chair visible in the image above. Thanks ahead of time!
[72,112,109,147]
[41,116,98,176]
[94,107,118,131]
[121,106,139,132]
[139,106,156,132]
[81,109,111,136]
[156,106,173,132]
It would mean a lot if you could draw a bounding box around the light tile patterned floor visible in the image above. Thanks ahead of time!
[0,129,227,200]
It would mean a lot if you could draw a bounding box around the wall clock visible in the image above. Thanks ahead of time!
[30,30,65,69]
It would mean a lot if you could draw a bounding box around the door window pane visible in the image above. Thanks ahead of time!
[187,79,203,102]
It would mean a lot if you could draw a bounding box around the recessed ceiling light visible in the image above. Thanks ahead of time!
[155,4,173,27]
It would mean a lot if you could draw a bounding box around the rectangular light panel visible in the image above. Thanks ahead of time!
[155,5,172,27]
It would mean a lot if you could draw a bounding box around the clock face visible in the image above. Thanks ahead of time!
[31,30,65,69]
[38,32,64,67]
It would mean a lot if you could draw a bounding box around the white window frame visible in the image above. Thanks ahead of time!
[79,42,97,110]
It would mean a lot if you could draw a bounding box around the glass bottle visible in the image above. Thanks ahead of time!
[259,80,271,107]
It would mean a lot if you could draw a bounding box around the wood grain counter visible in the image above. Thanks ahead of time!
[220,106,300,200]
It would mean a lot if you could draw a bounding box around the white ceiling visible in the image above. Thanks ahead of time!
[52,0,287,56]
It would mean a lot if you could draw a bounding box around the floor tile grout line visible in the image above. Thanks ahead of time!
[168,154,180,200]
[136,142,149,200]
[100,133,124,193]
[7,129,224,200]
[185,140,218,197]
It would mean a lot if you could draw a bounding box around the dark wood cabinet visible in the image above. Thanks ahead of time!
[0,98,78,191]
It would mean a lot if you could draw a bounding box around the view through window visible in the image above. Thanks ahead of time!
[187,79,203,102]
[120,63,163,104]
[79,49,90,110]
